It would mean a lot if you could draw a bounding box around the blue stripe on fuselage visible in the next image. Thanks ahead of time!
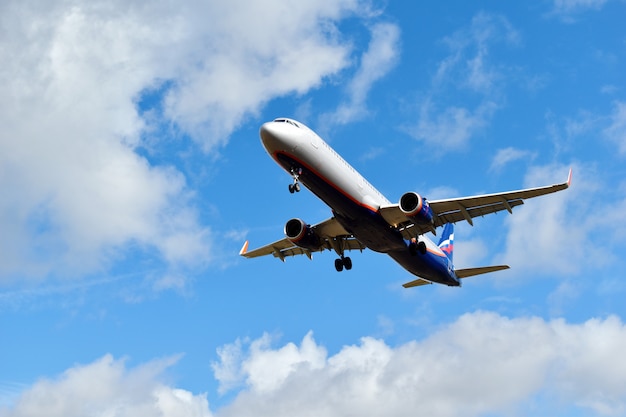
[274,151,460,286]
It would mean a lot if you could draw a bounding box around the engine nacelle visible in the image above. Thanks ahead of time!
[399,192,434,224]
[284,218,321,250]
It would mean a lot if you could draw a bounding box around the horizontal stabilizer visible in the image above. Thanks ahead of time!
[455,265,510,279]
[402,278,433,288]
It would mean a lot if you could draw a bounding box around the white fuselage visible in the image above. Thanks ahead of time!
[259,118,457,285]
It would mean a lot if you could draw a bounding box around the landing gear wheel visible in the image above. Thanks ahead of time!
[417,241,427,255]
[288,182,300,193]
[343,257,352,270]
[409,240,427,256]
[289,167,302,194]
[334,258,344,272]
[334,257,352,271]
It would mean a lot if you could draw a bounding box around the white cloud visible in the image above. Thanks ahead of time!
[359,146,386,162]
[163,0,373,148]
[435,13,520,94]
[0,0,380,282]
[407,13,518,151]
[550,0,609,20]
[496,164,588,275]
[0,1,208,280]
[212,312,626,416]
[495,163,626,277]
[543,101,626,157]
[0,354,212,417]
[326,22,400,125]
[212,332,327,395]
[6,313,626,416]
[489,147,535,171]
[453,237,489,270]
[412,99,498,150]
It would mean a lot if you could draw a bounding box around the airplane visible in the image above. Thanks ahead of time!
[239,118,571,288]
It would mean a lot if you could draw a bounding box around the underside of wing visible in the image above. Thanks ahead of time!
[239,217,366,261]
[380,169,571,238]
[430,170,571,227]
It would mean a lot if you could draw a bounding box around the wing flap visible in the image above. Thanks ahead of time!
[432,199,524,227]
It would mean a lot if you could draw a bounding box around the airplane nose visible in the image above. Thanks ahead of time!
[259,122,277,146]
[259,121,291,153]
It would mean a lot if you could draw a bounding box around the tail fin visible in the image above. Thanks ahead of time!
[438,223,454,261]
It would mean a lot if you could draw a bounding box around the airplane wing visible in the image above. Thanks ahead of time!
[380,169,572,239]
[239,217,366,261]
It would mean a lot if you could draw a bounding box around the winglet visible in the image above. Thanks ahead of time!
[239,240,249,256]
[567,168,573,187]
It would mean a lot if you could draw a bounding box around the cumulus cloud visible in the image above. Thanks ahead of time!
[163,0,374,147]
[0,354,212,417]
[211,312,626,416]
[212,332,327,395]
[495,101,626,277]
[1,1,208,280]
[5,313,626,416]
[496,164,586,275]
[407,13,518,151]
[495,162,626,277]
[0,0,380,282]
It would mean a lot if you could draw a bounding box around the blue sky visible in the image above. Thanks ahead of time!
[1,0,626,415]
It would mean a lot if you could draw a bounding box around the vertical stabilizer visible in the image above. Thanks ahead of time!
[438,223,454,262]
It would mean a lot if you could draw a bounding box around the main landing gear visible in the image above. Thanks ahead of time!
[288,167,302,193]
[334,256,352,272]
[330,237,352,272]
[408,239,427,256]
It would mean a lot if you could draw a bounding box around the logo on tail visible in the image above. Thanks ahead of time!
[438,223,454,261]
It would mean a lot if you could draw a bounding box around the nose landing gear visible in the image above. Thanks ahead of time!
[288,167,302,193]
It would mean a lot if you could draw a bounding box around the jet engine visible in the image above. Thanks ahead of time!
[284,218,321,250]
[399,192,434,224]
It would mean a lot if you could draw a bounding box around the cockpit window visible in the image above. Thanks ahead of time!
[273,118,300,128]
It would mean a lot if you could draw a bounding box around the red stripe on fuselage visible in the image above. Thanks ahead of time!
[272,150,380,215]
